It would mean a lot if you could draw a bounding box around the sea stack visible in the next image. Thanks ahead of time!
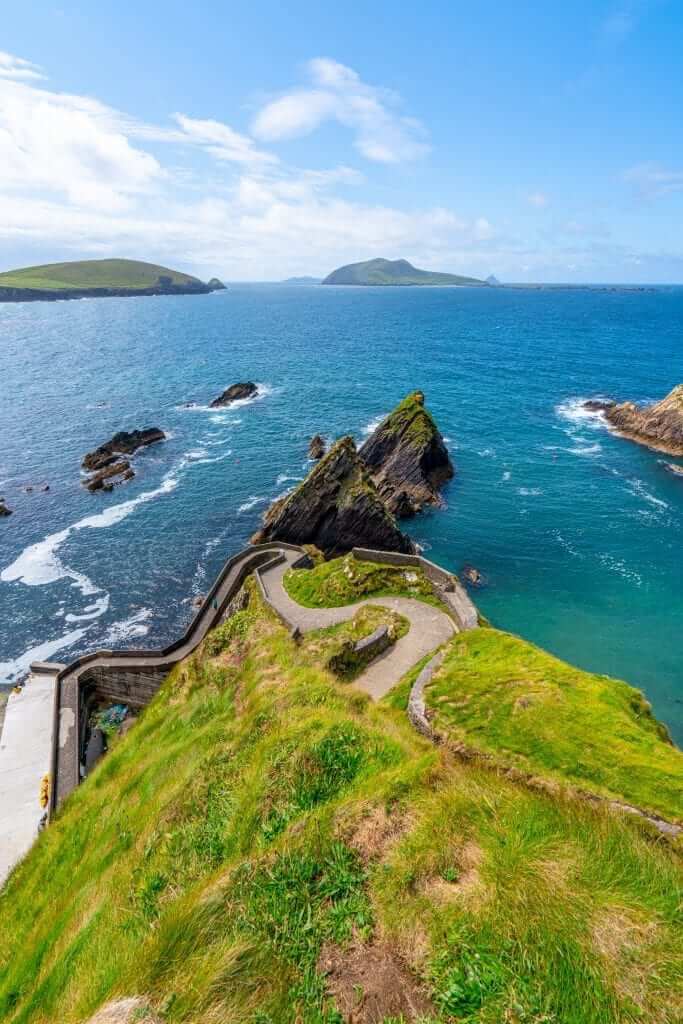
[252,436,416,557]
[308,434,326,460]
[585,385,683,456]
[210,382,257,408]
[359,391,454,515]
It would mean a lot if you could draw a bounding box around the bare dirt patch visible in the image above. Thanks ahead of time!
[86,997,160,1023]
[318,939,435,1023]
[421,840,486,906]
[340,803,412,863]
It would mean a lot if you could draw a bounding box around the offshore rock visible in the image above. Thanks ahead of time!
[585,385,683,456]
[359,391,454,516]
[210,382,257,407]
[82,428,165,473]
[308,434,326,460]
[252,436,416,557]
[0,499,12,517]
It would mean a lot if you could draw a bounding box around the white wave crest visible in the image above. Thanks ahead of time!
[0,626,89,683]
[238,495,268,513]
[361,414,386,436]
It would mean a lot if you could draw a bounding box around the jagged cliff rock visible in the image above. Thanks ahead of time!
[252,436,415,556]
[585,385,683,456]
[359,391,454,515]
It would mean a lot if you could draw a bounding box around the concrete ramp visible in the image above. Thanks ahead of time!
[0,671,56,885]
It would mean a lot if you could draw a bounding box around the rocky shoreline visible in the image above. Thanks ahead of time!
[0,279,225,304]
[585,384,683,456]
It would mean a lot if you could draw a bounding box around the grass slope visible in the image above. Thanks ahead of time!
[424,628,683,822]
[0,259,202,292]
[322,258,486,287]
[1,580,681,1024]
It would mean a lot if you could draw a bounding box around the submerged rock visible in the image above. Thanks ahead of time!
[210,382,257,407]
[585,385,683,456]
[252,436,415,557]
[308,434,326,460]
[359,391,454,516]
[663,461,683,478]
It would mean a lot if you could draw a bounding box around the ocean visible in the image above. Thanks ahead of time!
[1,284,681,741]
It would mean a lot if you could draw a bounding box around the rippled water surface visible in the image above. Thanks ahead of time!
[1,285,681,740]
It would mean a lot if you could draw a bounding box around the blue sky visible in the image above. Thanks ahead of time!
[2,0,682,282]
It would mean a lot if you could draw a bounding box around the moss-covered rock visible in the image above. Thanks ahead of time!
[359,391,454,515]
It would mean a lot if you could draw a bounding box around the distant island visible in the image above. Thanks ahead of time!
[322,257,487,287]
[279,276,322,285]
[0,258,226,303]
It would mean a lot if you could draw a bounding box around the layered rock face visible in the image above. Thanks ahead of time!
[586,385,683,456]
[210,382,257,408]
[82,428,165,491]
[359,391,454,515]
[252,436,415,557]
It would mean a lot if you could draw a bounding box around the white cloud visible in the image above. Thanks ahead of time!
[173,114,278,165]
[0,51,45,81]
[0,51,496,281]
[251,57,429,163]
[624,162,683,198]
[0,75,161,208]
[527,191,550,208]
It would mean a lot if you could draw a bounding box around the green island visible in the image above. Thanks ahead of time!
[321,257,487,287]
[2,564,681,1024]
[0,258,225,302]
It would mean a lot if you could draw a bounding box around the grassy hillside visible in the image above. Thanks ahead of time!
[283,552,443,608]
[0,258,204,292]
[322,258,486,286]
[1,578,681,1024]
[418,628,683,822]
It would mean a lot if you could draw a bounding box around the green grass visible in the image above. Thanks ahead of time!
[284,554,443,609]
[0,259,202,292]
[425,627,683,822]
[0,579,681,1023]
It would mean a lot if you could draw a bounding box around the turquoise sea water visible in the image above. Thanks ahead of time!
[0,285,681,741]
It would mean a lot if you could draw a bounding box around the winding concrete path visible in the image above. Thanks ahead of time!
[259,549,456,699]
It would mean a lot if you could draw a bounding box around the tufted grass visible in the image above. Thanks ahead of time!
[0,582,681,1023]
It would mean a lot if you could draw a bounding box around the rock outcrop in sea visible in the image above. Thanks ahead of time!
[585,385,683,456]
[252,436,415,557]
[210,382,257,408]
[82,428,165,492]
[308,434,326,460]
[0,499,12,517]
[359,391,454,515]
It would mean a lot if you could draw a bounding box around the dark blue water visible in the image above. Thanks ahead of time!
[1,286,681,740]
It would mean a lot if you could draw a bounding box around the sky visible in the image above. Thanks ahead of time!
[1,1,682,283]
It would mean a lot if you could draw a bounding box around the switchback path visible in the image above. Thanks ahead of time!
[259,549,456,699]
